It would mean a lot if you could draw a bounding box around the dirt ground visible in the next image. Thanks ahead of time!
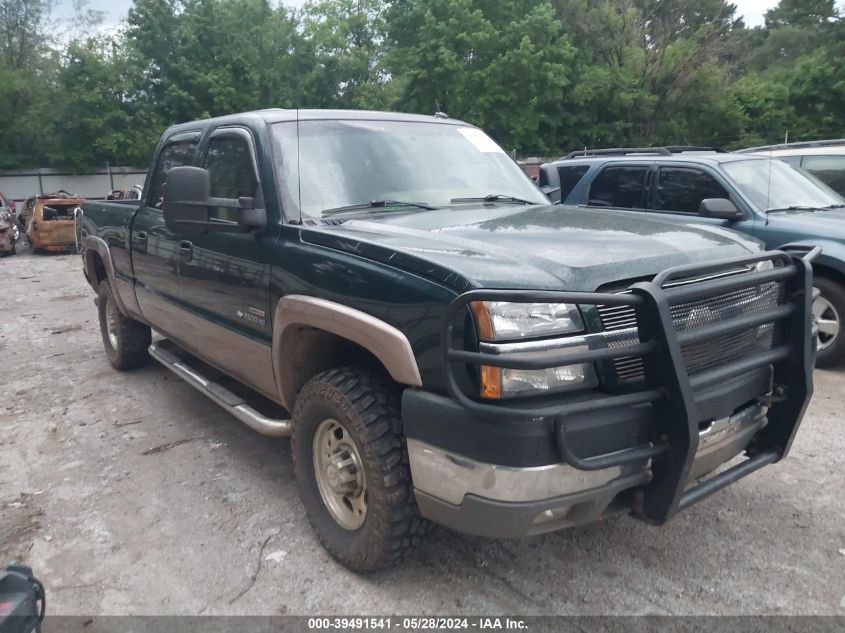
[1,248,844,616]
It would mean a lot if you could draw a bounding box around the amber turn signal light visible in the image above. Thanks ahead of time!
[470,301,494,341]
[480,365,502,400]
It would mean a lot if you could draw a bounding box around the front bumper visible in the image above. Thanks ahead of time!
[408,400,767,538]
[420,249,815,535]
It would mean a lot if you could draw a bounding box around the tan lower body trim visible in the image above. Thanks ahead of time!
[139,289,280,404]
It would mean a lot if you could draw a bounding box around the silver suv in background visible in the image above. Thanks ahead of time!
[737,140,845,197]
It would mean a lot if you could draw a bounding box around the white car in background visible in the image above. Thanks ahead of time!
[737,139,845,197]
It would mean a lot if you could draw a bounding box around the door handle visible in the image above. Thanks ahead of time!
[133,231,148,252]
[179,241,194,262]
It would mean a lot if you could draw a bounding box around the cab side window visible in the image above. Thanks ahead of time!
[653,167,730,215]
[588,166,649,209]
[204,134,258,222]
[147,138,198,210]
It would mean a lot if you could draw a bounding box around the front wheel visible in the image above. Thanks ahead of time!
[813,276,845,368]
[292,367,430,572]
[97,280,151,370]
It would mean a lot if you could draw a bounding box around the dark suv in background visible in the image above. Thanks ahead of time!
[540,147,845,366]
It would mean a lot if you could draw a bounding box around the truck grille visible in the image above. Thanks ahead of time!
[598,273,786,383]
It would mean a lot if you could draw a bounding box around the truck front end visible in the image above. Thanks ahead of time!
[405,250,815,537]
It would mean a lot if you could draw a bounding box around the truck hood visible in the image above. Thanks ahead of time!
[301,205,762,292]
[765,207,845,239]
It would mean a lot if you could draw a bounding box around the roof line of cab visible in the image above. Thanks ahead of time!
[163,108,473,137]
[547,153,769,166]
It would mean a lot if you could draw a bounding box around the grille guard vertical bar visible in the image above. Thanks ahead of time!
[625,280,700,524]
[750,252,815,459]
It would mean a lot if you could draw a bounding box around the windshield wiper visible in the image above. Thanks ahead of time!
[451,194,537,206]
[323,200,437,217]
[823,204,845,209]
[767,205,820,212]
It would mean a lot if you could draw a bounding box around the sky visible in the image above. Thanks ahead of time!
[57,0,780,29]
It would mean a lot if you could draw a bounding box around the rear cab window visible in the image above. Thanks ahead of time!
[203,131,260,223]
[147,135,200,209]
[652,166,730,215]
[587,165,650,210]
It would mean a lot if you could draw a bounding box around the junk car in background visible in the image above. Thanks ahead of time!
[106,185,143,201]
[0,207,16,256]
[26,191,85,253]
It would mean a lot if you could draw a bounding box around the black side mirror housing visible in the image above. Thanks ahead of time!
[699,198,743,221]
[163,166,266,233]
[538,165,562,203]
[540,185,561,198]
[163,166,211,233]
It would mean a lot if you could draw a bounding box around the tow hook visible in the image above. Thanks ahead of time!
[758,385,787,408]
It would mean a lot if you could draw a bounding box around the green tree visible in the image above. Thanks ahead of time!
[50,37,157,170]
[0,0,59,168]
[730,0,845,146]
[301,0,394,109]
[386,0,576,153]
[126,0,309,124]
[551,0,746,149]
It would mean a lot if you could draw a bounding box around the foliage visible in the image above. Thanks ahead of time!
[0,0,842,170]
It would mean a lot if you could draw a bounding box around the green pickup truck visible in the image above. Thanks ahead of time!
[80,109,815,572]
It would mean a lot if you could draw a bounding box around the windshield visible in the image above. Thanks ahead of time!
[722,158,845,211]
[272,119,547,218]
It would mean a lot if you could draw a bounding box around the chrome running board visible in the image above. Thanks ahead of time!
[149,340,292,438]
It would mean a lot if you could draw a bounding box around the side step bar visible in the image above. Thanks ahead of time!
[149,341,292,438]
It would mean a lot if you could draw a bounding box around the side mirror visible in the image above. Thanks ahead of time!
[699,198,742,221]
[163,166,267,233]
[163,166,212,233]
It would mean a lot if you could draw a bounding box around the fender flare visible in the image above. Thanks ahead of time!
[83,235,130,316]
[781,239,845,277]
[272,295,423,410]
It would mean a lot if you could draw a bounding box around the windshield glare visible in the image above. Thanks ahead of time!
[722,159,845,211]
[272,120,548,218]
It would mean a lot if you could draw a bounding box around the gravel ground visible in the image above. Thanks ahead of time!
[1,249,844,616]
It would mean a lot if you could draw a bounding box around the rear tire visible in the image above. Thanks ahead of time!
[292,367,431,572]
[813,276,845,368]
[97,280,151,370]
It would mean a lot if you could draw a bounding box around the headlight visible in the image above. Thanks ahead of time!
[471,301,583,341]
[754,259,774,272]
[478,341,598,399]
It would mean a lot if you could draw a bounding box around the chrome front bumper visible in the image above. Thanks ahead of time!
[409,402,768,537]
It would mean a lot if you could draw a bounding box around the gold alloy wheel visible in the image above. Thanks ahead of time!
[312,418,368,530]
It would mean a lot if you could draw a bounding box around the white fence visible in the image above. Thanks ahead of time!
[0,167,147,203]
